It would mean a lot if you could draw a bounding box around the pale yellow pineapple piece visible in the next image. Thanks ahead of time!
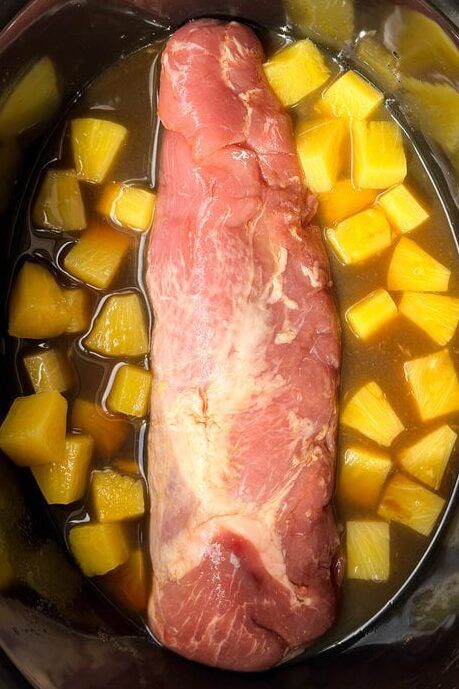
[69,522,129,577]
[0,391,67,467]
[339,446,392,508]
[346,288,397,340]
[71,118,127,184]
[387,238,450,292]
[85,292,149,358]
[263,40,330,107]
[397,425,457,490]
[346,521,390,582]
[32,434,93,505]
[378,184,429,234]
[0,57,60,138]
[71,398,128,457]
[403,78,459,156]
[91,469,145,523]
[99,182,156,233]
[107,365,152,418]
[341,381,404,447]
[296,118,347,193]
[63,288,92,334]
[33,169,86,232]
[8,262,70,339]
[326,208,392,265]
[283,0,354,46]
[63,223,130,290]
[404,349,459,422]
[23,348,74,393]
[318,71,383,120]
[355,36,400,92]
[399,292,459,346]
[317,179,377,227]
[352,120,407,189]
[378,472,445,536]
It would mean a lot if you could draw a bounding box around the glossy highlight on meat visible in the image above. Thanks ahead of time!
[147,19,341,671]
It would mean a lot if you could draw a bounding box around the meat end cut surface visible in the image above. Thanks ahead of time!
[147,19,341,672]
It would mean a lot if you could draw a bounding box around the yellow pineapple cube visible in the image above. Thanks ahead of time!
[378,184,429,234]
[352,120,407,189]
[326,208,392,265]
[63,288,92,334]
[23,348,74,393]
[283,0,354,46]
[318,71,383,120]
[0,57,60,138]
[69,522,129,576]
[339,446,392,509]
[296,118,347,193]
[112,457,140,476]
[107,365,152,418]
[355,36,400,92]
[403,78,459,156]
[71,399,128,456]
[399,292,459,346]
[71,118,127,184]
[346,521,390,582]
[104,548,148,611]
[317,179,377,227]
[0,391,67,466]
[63,223,130,290]
[397,425,457,490]
[32,434,93,505]
[8,262,70,339]
[263,39,330,108]
[91,469,145,522]
[85,292,149,358]
[346,288,397,340]
[387,238,450,292]
[99,183,156,233]
[341,381,404,447]
[404,349,459,422]
[378,473,445,536]
[33,169,86,232]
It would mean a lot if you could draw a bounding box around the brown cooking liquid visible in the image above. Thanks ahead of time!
[5,22,459,651]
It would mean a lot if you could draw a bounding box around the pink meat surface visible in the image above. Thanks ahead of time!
[147,19,341,671]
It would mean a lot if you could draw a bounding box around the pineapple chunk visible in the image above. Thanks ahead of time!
[63,223,130,290]
[71,118,127,184]
[99,183,156,233]
[317,179,377,227]
[104,548,148,611]
[318,71,383,120]
[387,238,450,292]
[404,349,459,422]
[346,521,390,582]
[0,57,60,138]
[63,288,92,334]
[263,40,330,108]
[71,399,128,456]
[296,118,347,193]
[378,184,429,234]
[341,381,404,447]
[107,365,152,418]
[399,292,459,346]
[8,262,70,339]
[23,348,74,393]
[355,36,400,92]
[346,288,397,340]
[32,433,93,505]
[283,0,354,46]
[85,292,149,358]
[112,457,140,476]
[378,473,445,536]
[352,120,407,189]
[0,391,67,466]
[91,469,145,522]
[403,78,459,156]
[397,425,457,490]
[33,169,86,232]
[326,208,392,265]
[339,446,392,509]
[68,522,129,577]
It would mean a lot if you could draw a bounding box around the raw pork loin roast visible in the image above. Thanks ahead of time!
[146,19,341,671]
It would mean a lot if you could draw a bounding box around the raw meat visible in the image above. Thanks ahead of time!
[147,19,341,671]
